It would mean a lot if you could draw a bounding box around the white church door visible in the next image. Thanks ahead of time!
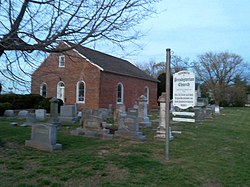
[57,81,65,102]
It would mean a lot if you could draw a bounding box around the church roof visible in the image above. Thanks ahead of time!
[65,41,157,82]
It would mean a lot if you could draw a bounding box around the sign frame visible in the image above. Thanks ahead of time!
[173,70,195,109]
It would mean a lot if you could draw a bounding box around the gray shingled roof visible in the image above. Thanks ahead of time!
[66,42,157,82]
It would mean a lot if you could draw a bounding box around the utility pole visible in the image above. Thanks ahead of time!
[165,48,171,160]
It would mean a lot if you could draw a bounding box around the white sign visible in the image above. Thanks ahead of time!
[173,70,195,109]
[172,117,195,123]
[172,112,195,117]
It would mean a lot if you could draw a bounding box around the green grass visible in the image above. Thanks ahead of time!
[0,107,250,186]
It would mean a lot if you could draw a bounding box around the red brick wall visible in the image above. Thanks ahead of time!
[99,72,158,109]
[32,43,158,110]
[32,48,101,109]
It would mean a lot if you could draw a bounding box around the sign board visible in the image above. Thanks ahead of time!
[172,112,195,117]
[172,117,195,123]
[173,71,195,109]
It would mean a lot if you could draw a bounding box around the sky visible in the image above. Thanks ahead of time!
[118,0,250,65]
[1,0,250,93]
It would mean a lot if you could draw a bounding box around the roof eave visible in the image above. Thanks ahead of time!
[63,41,104,71]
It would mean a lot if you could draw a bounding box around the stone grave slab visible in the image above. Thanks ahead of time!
[4,110,15,117]
[25,123,62,152]
[17,110,29,120]
[114,115,145,141]
[35,109,47,120]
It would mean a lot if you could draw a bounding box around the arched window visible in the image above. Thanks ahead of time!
[76,81,85,103]
[117,83,124,104]
[57,81,65,102]
[40,83,47,97]
[144,86,149,104]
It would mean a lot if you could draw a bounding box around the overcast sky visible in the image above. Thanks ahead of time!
[2,0,250,93]
[120,0,250,65]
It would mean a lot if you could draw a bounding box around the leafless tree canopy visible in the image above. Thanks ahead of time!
[193,51,246,105]
[0,0,160,92]
[137,55,190,78]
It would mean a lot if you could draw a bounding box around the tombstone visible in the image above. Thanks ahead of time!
[205,106,213,119]
[35,109,47,120]
[49,97,61,127]
[127,108,138,117]
[114,115,145,141]
[71,109,103,137]
[194,106,205,121]
[114,104,126,124]
[137,95,151,127]
[60,105,76,117]
[17,110,29,120]
[59,105,77,122]
[4,110,15,117]
[22,113,36,126]
[214,105,220,115]
[211,104,216,113]
[197,98,208,107]
[155,93,173,140]
[108,104,112,114]
[98,108,109,121]
[25,123,62,151]
[133,101,139,109]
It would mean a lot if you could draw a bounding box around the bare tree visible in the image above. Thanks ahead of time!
[137,55,189,78]
[0,0,160,91]
[193,51,247,105]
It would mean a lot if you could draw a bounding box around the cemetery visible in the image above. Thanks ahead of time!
[1,1,250,186]
[1,90,250,186]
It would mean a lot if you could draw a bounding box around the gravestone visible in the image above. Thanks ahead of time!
[137,95,151,127]
[98,108,109,121]
[49,97,61,127]
[155,93,173,140]
[59,105,77,122]
[21,113,36,126]
[25,123,62,151]
[194,106,205,121]
[205,106,213,118]
[114,104,126,125]
[214,105,220,115]
[114,114,145,141]
[71,109,103,137]
[108,104,112,115]
[127,108,138,116]
[4,110,15,117]
[35,109,47,120]
[211,104,216,113]
[17,110,29,120]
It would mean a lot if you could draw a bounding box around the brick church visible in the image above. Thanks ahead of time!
[31,41,158,110]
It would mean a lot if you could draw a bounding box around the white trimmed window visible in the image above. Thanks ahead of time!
[59,55,65,67]
[76,81,85,103]
[117,83,124,104]
[144,86,149,104]
[40,83,47,97]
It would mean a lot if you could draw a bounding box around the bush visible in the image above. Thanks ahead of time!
[0,102,14,116]
[0,94,44,109]
[35,98,51,113]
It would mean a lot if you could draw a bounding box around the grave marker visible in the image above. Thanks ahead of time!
[25,123,62,151]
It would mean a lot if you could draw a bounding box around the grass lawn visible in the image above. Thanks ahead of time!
[0,107,250,187]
